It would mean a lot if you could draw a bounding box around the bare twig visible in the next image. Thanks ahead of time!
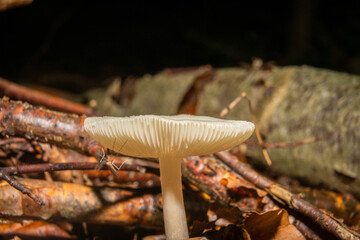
[215,151,360,240]
[0,161,156,176]
[219,92,272,165]
[218,92,247,118]
[0,169,44,205]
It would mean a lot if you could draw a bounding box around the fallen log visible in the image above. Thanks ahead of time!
[97,64,360,198]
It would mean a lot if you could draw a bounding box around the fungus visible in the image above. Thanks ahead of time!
[84,115,254,240]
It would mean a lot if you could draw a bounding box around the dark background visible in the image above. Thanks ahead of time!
[1,1,359,92]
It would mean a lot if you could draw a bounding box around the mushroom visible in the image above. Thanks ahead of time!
[84,115,254,240]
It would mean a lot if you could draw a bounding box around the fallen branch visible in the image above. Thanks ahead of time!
[215,151,360,240]
[0,77,96,115]
[0,97,100,155]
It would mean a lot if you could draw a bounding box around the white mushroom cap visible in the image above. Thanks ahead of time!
[84,115,255,158]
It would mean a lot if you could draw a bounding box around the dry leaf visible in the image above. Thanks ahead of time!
[244,209,305,240]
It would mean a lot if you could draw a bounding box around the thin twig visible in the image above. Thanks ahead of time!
[0,169,44,205]
[0,160,159,176]
[218,92,247,118]
[219,92,272,165]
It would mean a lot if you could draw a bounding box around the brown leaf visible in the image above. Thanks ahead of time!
[244,209,305,240]
[214,207,244,225]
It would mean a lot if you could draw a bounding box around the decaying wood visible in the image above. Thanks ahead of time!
[0,78,95,115]
[216,151,360,240]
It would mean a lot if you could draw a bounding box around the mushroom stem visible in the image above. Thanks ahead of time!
[159,156,189,240]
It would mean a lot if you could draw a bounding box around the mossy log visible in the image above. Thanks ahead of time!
[197,65,360,198]
[90,65,360,197]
